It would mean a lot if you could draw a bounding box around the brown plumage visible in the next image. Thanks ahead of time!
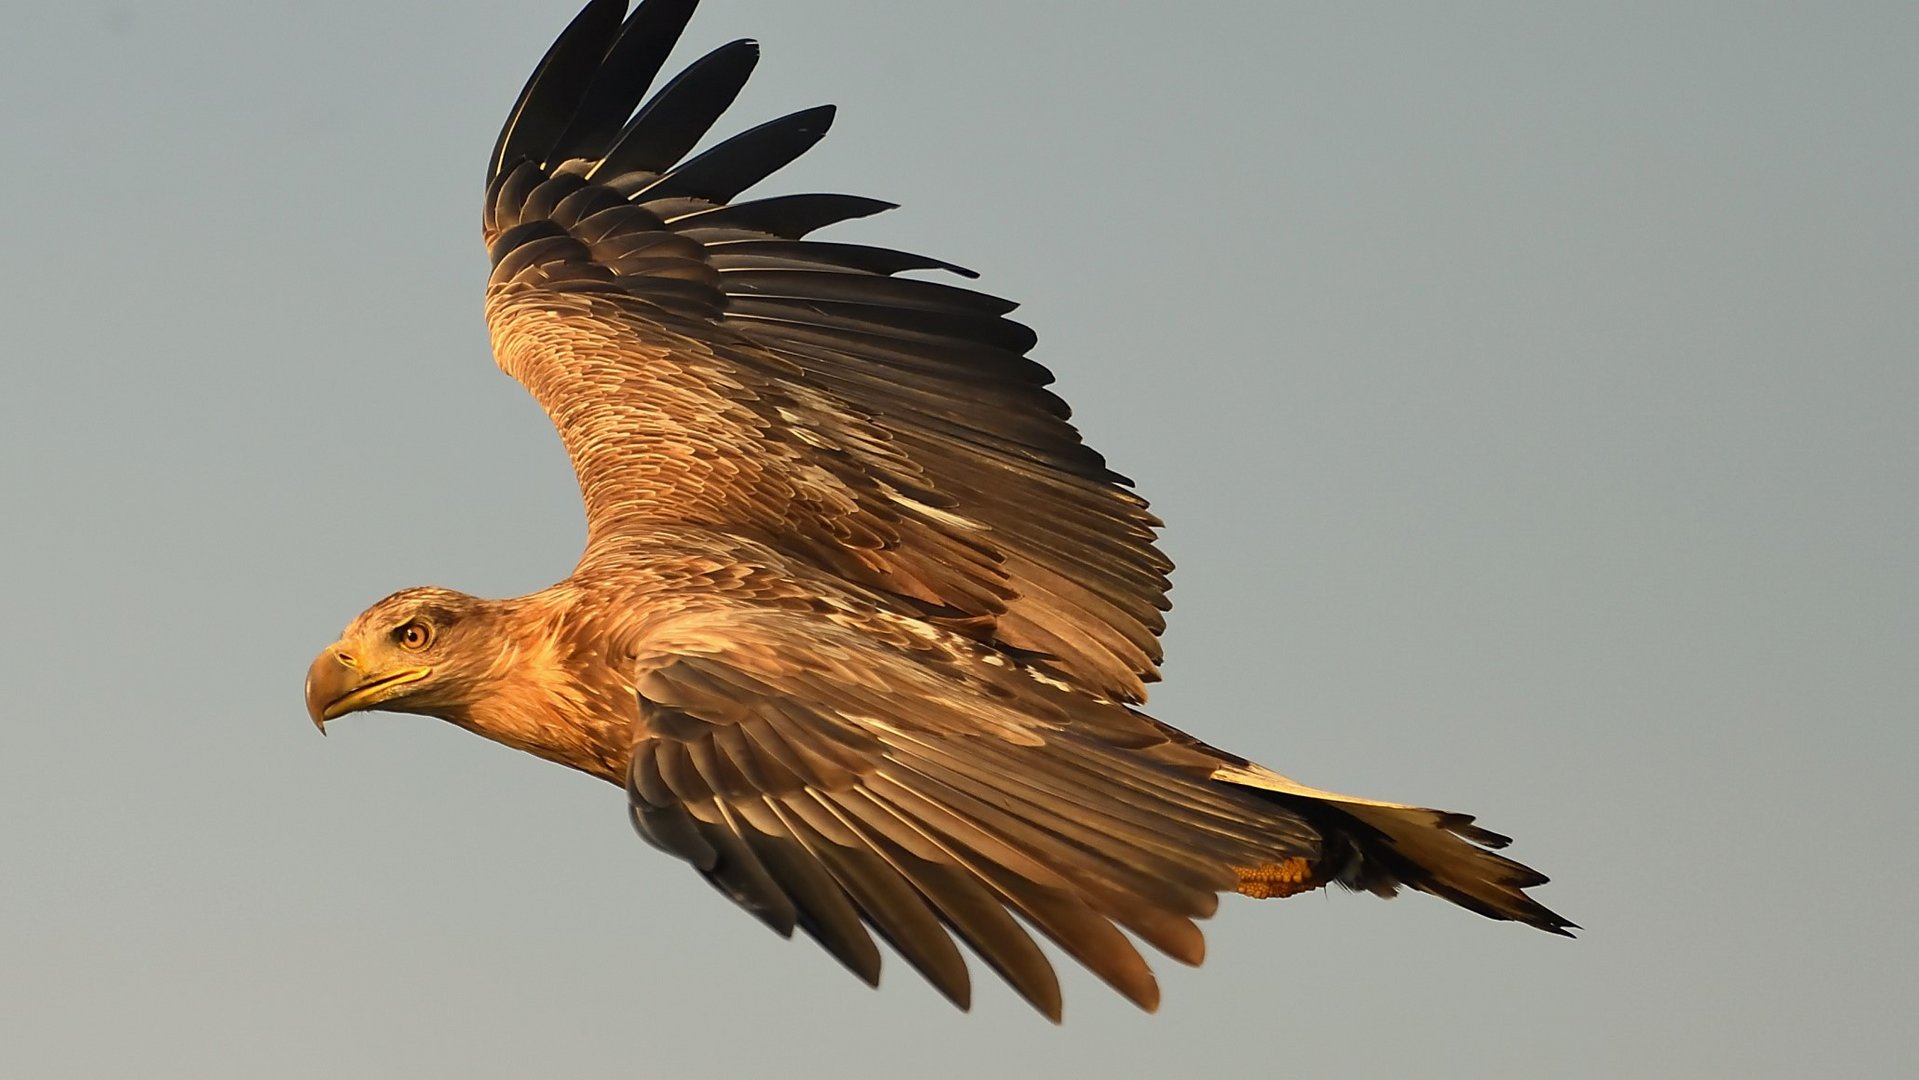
[306,0,1572,1022]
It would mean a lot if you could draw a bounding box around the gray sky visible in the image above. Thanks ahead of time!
[3,1,1914,1076]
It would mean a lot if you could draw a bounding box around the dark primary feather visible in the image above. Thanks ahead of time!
[674,193,900,239]
[490,0,629,179]
[707,239,979,279]
[638,105,838,203]
[547,0,701,164]
[589,39,761,183]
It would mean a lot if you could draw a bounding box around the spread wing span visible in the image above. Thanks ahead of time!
[483,0,1173,703]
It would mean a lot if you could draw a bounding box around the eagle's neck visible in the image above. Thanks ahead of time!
[447,589,640,786]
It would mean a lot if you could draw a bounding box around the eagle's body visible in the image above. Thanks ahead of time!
[308,0,1570,1021]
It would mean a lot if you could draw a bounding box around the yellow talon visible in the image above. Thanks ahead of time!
[1234,857,1321,899]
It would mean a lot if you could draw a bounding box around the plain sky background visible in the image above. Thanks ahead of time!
[2,1,1914,1076]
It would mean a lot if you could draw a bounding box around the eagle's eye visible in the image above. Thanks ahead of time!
[396,621,433,651]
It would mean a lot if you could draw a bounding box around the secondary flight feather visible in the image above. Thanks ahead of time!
[307,0,1571,1021]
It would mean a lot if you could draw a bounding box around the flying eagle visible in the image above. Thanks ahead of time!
[306,0,1571,1020]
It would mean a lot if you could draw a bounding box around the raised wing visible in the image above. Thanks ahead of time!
[624,607,1318,1019]
[483,0,1172,702]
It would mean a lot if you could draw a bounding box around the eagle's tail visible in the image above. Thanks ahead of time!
[1218,763,1577,936]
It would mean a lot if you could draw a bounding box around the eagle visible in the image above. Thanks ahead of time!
[306,0,1571,1021]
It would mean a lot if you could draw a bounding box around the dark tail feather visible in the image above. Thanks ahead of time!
[1317,802,1577,936]
[1216,764,1576,936]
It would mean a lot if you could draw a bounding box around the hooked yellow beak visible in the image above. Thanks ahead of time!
[304,647,430,733]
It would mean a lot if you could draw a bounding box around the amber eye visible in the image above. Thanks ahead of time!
[396,621,433,651]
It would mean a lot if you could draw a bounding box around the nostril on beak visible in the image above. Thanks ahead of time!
[335,651,357,668]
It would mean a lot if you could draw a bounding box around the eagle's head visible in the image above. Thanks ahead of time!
[304,586,498,731]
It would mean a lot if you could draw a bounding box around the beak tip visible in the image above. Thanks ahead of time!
[304,645,428,734]
[305,647,348,736]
